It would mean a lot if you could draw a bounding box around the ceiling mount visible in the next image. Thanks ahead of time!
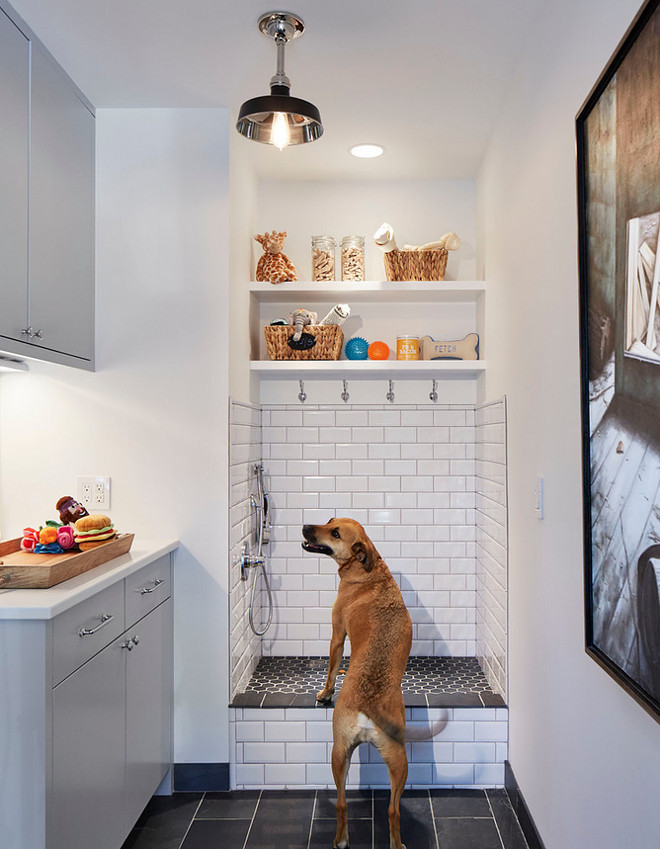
[258,11,305,43]
[236,10,323,150]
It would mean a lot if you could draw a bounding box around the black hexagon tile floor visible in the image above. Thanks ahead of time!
[230,657,506,708]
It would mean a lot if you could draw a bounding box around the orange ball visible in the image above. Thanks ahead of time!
[368,341,390,360]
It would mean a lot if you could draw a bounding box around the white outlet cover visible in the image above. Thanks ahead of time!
[76,476,111,511]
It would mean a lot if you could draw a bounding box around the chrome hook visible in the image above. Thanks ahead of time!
[298,380,307,403]
[386,379,395,404]
[429,379,438,403]
[341,380,350,403]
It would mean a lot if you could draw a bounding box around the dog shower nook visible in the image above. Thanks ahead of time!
[229,396,508,790]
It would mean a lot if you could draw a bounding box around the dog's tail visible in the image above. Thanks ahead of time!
[370,709,449,744]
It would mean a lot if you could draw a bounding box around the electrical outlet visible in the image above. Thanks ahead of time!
[76,476,111,511]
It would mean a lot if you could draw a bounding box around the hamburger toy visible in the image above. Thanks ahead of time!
[74,514,116,551]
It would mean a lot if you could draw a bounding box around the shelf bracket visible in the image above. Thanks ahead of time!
[298,380,307,403]
[429,379,438,403]
[386,379,395,404]
[341,380,350,404]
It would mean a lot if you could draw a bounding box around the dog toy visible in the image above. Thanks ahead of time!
[56,495,89,525]
[345,336,369,360]
[319,304,351,327]
[289,309,317,342]
[420,332,479,360]
[20,527,40,552]
[373,222,398,252]
[57,526,76,550]
[373,222,462,253]
[254,230,297,284]
[368,341,390,360]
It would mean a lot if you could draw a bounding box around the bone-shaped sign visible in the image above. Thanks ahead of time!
[420,332,479,361]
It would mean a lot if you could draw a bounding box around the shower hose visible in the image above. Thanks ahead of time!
[248,466,274,636]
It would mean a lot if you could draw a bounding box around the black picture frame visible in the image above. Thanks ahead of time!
[577,0,660,722]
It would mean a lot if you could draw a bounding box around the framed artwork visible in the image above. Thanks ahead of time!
[577,0,660,721]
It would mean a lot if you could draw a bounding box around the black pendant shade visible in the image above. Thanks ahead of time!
[236,11,323,149]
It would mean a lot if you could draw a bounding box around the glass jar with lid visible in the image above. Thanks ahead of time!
[341,235,365,281]
[311,235,336,281]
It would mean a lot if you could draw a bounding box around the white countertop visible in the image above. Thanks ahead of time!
[0,538,178,620]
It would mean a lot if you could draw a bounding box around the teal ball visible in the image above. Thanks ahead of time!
[345,336,369,360]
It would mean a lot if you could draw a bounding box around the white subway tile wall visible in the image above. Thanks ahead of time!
[229,401,264,699]
[475,399,508,699]
[261,405,478,658]
[229,706,508,790]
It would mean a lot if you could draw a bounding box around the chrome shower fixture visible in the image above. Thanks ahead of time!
[236,11,323,150]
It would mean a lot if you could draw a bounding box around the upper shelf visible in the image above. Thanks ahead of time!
[250,360,486,378]
[249,281,486,303]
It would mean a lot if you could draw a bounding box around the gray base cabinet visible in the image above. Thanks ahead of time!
[0,554,173,849]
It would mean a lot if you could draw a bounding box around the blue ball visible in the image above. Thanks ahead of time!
[345,336,369,360]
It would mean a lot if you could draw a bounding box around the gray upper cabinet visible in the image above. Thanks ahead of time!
[0,3,94,368]
[0,11,29,344]
[30,44,94,362]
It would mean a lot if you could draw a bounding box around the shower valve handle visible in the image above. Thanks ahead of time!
[240,545,266,581]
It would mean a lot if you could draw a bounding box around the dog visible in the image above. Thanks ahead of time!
[302,518,412,849]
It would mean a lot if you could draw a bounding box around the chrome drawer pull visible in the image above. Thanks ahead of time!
[139,578,165,595]
[78,613,114,637]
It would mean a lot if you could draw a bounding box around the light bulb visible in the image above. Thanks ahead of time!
[271,112,290,150]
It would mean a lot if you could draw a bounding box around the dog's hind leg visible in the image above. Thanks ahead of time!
[377,737,408,849]
[330,722,356,849]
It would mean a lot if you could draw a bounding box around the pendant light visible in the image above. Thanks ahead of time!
[236,11,323,150]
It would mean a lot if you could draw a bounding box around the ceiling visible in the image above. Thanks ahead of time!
[8,0,542,180]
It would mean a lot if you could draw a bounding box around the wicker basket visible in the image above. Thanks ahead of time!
[264,325,344,361]
[383,248,448,281]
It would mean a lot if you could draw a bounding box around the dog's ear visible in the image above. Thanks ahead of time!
[352,541,373,572]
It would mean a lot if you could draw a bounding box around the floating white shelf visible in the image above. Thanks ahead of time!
[250,359,486,378]
[249,280,486,304]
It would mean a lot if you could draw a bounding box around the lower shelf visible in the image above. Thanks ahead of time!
[250,360,486,379]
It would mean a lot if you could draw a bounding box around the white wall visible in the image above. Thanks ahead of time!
[0,108,231,766]
[256,179,478,282]
[477,2,660,848]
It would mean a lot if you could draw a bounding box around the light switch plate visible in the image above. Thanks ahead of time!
[76,476,111,511]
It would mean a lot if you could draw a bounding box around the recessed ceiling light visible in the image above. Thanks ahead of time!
[350,144,384,159]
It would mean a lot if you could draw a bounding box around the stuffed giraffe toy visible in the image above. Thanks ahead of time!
[254,230,298,284]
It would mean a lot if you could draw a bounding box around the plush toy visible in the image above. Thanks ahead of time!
[254,230,297,284]
[56,495,88,525]
[289,309,317,342]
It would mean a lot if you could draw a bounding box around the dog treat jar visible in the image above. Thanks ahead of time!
[341,235,365,281]
[312,235,336,281]
[396,335,419,360]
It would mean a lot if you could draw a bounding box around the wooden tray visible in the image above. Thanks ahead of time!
[0,533,134,589]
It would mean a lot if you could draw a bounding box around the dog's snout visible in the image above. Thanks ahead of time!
[302,524,315,540]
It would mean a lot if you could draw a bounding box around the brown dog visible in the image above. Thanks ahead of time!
[302,518,412,849]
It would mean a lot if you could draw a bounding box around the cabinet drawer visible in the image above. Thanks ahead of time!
[52,581,125,686]
[125,556,171,626]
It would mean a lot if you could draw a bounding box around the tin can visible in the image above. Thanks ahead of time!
[396,336,419,360]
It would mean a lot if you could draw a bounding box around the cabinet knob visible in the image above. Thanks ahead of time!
[20,327,44,340]
[33,329,44,339]
[132,635,140,646]
[122,639,135,651]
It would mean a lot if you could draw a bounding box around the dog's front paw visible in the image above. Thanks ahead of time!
[316,688,334,703]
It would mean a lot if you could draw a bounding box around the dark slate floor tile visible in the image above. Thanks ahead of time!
[230,692,262,707]
[290,693,317,707]
[430,789,491,818]
[481,692,507,707]
[121,794,202,849]
[428,692,483,708]
[374,790,436,849]
[181,818,251,848]
[314,789,373,819]
[262,692,296,707]
[434,816,502,849]
[403,692,428,706]
[487,790,530,849]
[309,817,372,849]
[196,790,260,819]
[245,789,315,847]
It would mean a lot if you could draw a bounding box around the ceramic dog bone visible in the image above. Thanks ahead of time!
[420,332,479,360]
